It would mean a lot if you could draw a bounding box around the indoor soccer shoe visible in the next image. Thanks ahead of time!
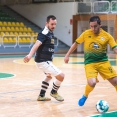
[37,96,51,101]
[50,92,64,102]
[78,95,87,106]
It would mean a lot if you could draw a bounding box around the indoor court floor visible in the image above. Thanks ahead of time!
[0,54,117,117]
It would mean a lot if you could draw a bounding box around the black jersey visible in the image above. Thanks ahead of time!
[35,27,55,62]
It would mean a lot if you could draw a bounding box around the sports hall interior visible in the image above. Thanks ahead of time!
[0,0,117,117]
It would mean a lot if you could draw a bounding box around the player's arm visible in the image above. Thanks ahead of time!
[113,47,117,54]
[24,40,42,63]
[64,42,78,63]
[108,35,117,54]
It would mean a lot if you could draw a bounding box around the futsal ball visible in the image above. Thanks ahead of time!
[96,100,109,113]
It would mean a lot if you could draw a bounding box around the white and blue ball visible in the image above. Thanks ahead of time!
[96,100,109,113]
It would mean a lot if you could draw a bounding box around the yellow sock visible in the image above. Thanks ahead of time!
[114,85,117,91]
[84,84,94,97]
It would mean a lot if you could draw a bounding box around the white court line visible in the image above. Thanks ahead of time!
[13,59,34,65]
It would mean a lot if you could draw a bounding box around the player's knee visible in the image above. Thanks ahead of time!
[88,78,97,87]
[109,76,117,86]
[88,81,96,87]
[114,77,117,85]
[60,73,65,80]
[56,73,65,82]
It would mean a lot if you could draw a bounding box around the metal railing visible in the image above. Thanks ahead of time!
[17,35,32,48]
[93,1,110,14]
[0,35,59,48]
[77,2,92,14]
[2,35,17,48]
[77,1,117,14]
[111,1,117,13]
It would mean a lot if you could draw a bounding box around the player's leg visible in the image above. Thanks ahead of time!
[78,78,97,106]
[108,76,117,91]
[37,75,52,101]
[43,61,65,101]
[37,61,65,101]
[50,73,64,101]
[36,62,52,101]
[99,61,117,91]
[78,63,98,106]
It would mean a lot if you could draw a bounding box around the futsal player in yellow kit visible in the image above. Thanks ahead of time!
[64,16,117,106]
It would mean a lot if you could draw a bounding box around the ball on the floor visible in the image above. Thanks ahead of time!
[96,100,109,113]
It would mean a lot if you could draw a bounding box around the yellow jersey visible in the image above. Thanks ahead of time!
[75,29,117,65]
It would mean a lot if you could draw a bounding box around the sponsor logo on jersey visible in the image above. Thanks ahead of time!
[100,37,105,41]
[51,39,54,44]
[49,48,54,52]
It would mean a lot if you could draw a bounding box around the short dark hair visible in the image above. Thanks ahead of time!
[89,16,101,25]
[46,15,56,22]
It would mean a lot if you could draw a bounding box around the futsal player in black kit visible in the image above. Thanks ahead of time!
[24,15,64,101]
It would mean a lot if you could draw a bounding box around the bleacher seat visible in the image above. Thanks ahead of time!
[8,37,14,43]
[15,27,20,32]
[7,22,12,26]
[19,32,23,35]
[27,27,32,32]
[24,27,28,32]
[0,21,3,26]
[0,11,37,47]
[0,32,4,36]
[19,27,24,32]
[16,22,20,27]
[11,27,15,32]
[3,22,7,26]
[22,32,27,35]
[14,32,18,36]
[1,27,6,31]
[9,32,14,35]
[20,22,24,27]
[6,27,11,32]
[12,37,17,43]
[5,32,9,35]
[11,22,16,26]
[3,37,8,43]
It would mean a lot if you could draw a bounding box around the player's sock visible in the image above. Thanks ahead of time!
[51,79,61,94]
[114,85,117,91]
[39,81,49,97]
[84,84,94,97]
[78,84,94,106]
[39,77,51,97]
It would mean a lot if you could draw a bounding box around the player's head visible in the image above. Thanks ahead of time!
[46,15,57,32]
[89,16,101,34]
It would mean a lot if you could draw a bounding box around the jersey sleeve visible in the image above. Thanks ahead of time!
[37,32,46,43]
[108,34,117,49]
[75,32,85,44]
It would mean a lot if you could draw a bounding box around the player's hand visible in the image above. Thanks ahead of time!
[64,56,69,63]
[24,55,31,63]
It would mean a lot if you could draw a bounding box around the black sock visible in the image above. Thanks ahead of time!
[51,89,57,94]
[39,81,49,97]
[39,89,46,97]
[51,83,60,94]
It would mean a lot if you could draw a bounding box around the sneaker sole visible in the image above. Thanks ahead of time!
[50,93,64,102]
[37,99,51,101]
[37,98,51,101]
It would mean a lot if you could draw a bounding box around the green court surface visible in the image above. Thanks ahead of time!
[90,111,117,117]
[0,73,15,79]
